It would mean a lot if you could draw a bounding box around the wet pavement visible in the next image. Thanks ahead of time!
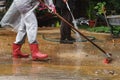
[0,27,120,80]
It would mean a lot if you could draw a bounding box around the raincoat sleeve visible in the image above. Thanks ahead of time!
[44,0,56,13]
[0,0,39,32]
[44,0,55,7]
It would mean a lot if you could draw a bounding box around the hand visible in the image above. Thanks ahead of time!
[49,5,56,13]
[38,3,47,10]
[63,0,68,3]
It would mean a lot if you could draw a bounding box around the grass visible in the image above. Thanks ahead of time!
[87,26,111,33]
[78,25,120,35]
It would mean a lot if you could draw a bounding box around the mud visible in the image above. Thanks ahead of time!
[0,27,120,80]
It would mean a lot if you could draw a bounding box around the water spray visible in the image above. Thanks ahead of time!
[39,0,112,64]
[65,2,81,41]
[55,12,112,64]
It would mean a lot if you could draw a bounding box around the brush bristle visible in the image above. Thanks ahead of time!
[103,58,110,64]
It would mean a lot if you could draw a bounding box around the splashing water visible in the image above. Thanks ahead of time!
[72,20,82,42]
[66,2,82,42]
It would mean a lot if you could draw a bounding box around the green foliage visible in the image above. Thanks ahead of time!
[112,26,120,34]
[94,2,106,15]
[87,26,110,33]
[87,1,96,20]
[107,0,120,14]
[55,21,60,27]
[79,25,120,37]
[78,25,111,33]
[89,0,120,15]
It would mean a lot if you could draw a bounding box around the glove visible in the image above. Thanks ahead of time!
[48,5,56,13]
[38,3,47,10]
[63,0,68,3]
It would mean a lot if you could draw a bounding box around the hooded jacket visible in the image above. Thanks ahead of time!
[0,0,54,31]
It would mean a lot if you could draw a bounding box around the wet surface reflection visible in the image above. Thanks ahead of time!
[0,28,120,80]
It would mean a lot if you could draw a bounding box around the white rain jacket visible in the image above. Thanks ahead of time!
[0,0,54,31]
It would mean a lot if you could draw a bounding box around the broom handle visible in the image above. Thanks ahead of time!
[56,13,107,52]
[39,0,110,56]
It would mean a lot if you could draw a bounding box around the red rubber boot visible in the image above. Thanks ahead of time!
[13,43,29,58]
[30,44,48,60]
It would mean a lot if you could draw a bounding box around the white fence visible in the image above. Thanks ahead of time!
[107,15,120,26]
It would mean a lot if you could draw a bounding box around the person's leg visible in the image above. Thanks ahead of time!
[13,25,29,58]
[60,9,68,41]
[25,12,48,60]
[64,10,75,41]
[11,4,29,58]
[60,9,74,44]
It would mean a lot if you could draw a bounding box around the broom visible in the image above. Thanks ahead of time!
[39,0,112,64]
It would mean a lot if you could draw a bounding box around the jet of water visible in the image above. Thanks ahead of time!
[66,2,81,42]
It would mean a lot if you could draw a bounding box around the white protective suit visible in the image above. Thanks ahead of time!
[0,0,55,44]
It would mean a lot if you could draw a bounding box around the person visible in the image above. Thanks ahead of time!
[55,0,76,44]
[0,0,56,60]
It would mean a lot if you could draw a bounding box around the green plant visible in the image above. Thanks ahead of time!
[94,2,110,27]
[87,2,96,20]
[106,0,120,14]
[87,26,110,33]
[78,25,110,33]
[94,2,106,15]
